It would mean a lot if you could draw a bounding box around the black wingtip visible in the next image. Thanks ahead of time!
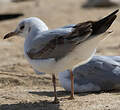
[106,9,119,18]
[112,9,119,15]
[98,9,119,24]
[92,9,119,35]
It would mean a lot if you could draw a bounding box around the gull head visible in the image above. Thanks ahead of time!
[3,17,48,39]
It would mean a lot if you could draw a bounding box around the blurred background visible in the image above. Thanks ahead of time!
[1,0,120,57]
[0,0,120,109]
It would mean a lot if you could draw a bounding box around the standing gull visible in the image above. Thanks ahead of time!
[4,9,118,103]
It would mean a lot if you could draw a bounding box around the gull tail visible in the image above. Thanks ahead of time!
[92,9,119,35]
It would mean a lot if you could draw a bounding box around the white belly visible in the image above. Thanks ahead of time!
[25,50,95,74]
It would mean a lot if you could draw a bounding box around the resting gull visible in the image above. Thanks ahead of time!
[4,9,118,103]
[59,56,120,93]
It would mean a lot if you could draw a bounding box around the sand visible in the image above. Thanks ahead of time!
[0,0,120,110]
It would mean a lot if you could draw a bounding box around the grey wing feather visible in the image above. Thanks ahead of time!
[72,56,120,91]
[27,28,74,60]
[60,24,75,29]
[30,28,73,48]
[27,23,92,60]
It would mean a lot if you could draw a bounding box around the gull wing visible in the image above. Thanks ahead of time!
[27,22,92,61]
[27,9,118,61]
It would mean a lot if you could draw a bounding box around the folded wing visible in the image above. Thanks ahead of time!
[27,22,93,61]
[27,9,118,61]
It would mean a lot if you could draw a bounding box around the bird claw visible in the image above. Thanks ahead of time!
[52,98,60,104]
[68,96,74,100]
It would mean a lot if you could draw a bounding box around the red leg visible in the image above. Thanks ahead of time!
[52,74,59,104]
[68,70,74,100]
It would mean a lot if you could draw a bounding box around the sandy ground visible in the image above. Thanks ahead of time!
[0,0,120,110]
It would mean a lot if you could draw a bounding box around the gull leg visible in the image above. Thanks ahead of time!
[68,70,74,100]
[52,74,59,104]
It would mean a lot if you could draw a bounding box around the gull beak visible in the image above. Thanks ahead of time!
[3,30,19,39]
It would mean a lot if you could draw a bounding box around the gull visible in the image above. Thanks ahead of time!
[4,9,118,103]
[59,56,120,93]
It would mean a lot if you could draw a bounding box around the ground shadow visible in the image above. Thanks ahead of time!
[29,89,120,98]
[0,100,62,110]
[29,90,70,97]
[106,89,120,95]
[76,89,120,96]
[29,90,103,98]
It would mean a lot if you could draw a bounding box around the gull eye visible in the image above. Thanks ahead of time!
[20,25,25,30]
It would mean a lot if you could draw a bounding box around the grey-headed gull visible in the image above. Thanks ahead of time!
[4,9,118,103]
